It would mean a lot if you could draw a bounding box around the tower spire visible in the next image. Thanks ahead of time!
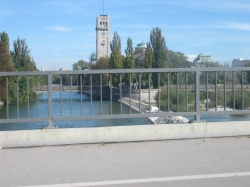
[103,0,104,15]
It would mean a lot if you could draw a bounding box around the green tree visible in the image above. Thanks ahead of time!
[244,62,250,84]
[155,89,195,112]
[168,51,191,68]
[0,41,14,103]
[123,37,135,86]
[72,60,89,85]
[11,38,37,71]
[150,27,168,88]
[10,38,38,102]
[72,60,89,70]
[167,51,193,85]
[0,31,10,54]
[109,32,122,88]
[89,57,109,85]
[142,42,154,88]
[199,61,233,85]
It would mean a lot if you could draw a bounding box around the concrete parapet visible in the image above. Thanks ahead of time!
[0,121,250,148]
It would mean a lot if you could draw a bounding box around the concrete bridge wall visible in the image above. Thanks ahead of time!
[1,121,250,149]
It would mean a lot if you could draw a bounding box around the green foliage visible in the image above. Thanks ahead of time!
[141,42,154,88]
[157,86,250,113]
[72,60,89,70]
[71,60,89,85]
[197,62,242,85]
[89,57,109,85]
[0,42,12,72]
[167,51,193,85]
[6,37,38,103]
[52,75,60,84]
[0,41,14,103]
[0,31,10,54]
[155,89,195,112]
[109,32,122,88]
[226,90,250,109]
[150,27,168,88]
[201,89,250,110]
[11,38,37,71]
[244,62,250,84]
[123,37,135,86]
[168,51,191,68]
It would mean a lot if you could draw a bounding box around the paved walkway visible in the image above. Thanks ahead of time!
[1,136,250,187]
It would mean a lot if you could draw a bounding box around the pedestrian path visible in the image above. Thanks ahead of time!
[1,136,250,187]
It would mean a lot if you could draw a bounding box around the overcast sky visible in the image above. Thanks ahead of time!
[1,0,250,70]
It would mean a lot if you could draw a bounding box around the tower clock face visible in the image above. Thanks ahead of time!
[101,31,107,36]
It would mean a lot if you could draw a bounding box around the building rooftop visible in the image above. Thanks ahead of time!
[90,53,96,60]
[199,53,211,57]
[136,42,147,49]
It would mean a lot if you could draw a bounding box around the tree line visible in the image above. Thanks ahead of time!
[0,31,41,104]
[87,27,169,88]
[87,27,250,89]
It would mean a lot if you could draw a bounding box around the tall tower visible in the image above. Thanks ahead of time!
[96,15,110,60]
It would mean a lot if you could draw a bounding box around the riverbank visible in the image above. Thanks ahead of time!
[119,97,156,123]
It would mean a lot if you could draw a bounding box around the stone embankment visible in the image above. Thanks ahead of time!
[120,97,190,124]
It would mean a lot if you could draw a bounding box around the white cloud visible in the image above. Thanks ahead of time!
[139,7,155,12]
[158,22,250,32]
[245,48,250,52]
[44,26,71,32]
[225,23,250,31]
[157,0,250,13]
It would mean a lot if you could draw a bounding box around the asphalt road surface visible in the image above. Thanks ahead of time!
[1,136,250,187]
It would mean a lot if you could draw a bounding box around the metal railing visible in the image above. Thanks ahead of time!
[0,67,250,129]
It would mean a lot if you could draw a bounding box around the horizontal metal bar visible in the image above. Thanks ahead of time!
[0,118,50,124]
[52,110,250,121]
[1,109,249,124]
[1,67,250,76]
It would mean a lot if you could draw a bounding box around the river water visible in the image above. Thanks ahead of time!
[0,92,152,131]
[0,92,250,131]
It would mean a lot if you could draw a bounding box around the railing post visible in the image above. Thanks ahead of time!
[129,74,132,114]
[44,71,55,129]
[158,73,160,113]
[16,76,19,118]
[176,72,179,112]
[120,74,122,114]
[206,72,208,111]
[139,73,141,113]
[100,74,102,115]
[6,77,9,119]
[194,70,201,122]
[167,73,170,112]
[110,74,112,115]
[241,71,244,110]
[186,72,188,112]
